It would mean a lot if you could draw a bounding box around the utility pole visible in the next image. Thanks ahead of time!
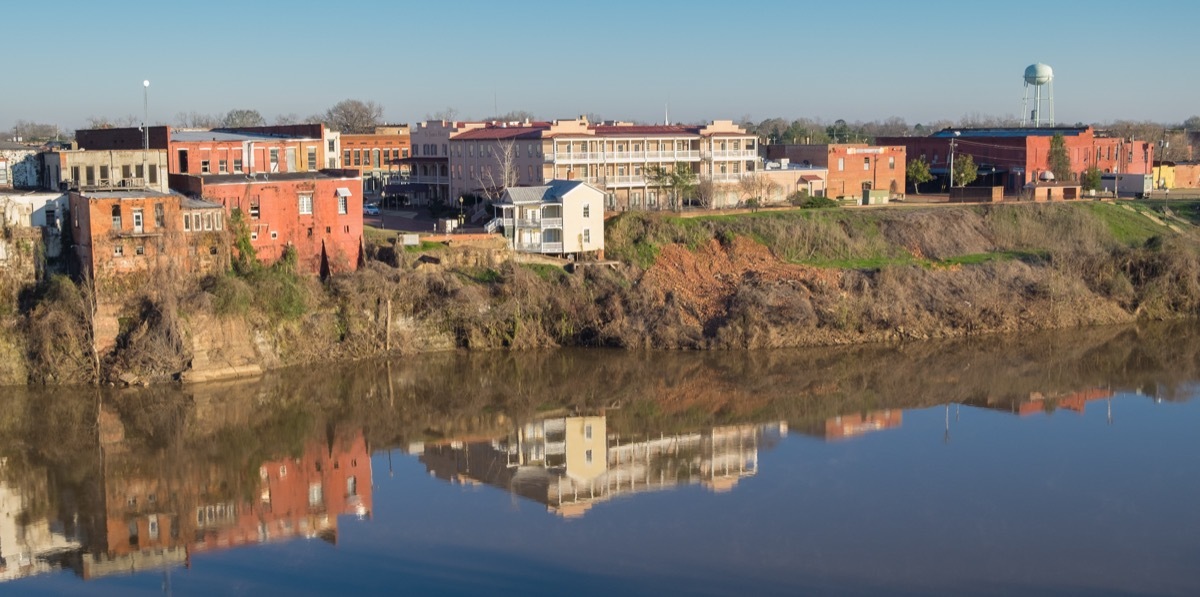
[142,80,150,189]
[948,137,957,191]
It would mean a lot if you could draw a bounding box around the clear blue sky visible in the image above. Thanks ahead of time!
[5,0,1197,133]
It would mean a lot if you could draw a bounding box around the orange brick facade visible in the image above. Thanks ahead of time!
[174,171,364,274]
[67,190,228,290]
[340,127,411,195]
[764,144,906,198]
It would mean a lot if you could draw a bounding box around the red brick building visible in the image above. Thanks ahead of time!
[77,124,333,178]
[340,125,411,196]
[68,189,228,290]
[878,127,1154,194]
[763,143,906,198]
[172,170,363,274]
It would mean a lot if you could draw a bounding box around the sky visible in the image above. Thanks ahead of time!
[4,0,1197,134]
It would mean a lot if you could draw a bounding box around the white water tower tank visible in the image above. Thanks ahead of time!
[1022,63,1055,128]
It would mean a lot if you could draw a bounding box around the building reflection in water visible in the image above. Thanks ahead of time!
[413,413,786,518]
[0,401,374,584]
[804,410,903,442]
[965,387,1114,417]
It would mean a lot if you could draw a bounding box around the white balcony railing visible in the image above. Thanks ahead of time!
[708,150,758,160]
[604,175,647,186]
[540,217,563,228]
[514,241,564,253]
[706,172,753,183]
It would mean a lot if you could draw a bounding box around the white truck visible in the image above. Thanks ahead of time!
[1100,173,1152,198]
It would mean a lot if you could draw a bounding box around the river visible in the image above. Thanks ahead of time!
[2,322,1198,596]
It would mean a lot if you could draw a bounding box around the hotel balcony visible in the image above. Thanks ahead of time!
[706,150,759,160]
[550,150,701,164]
[706,172,753,183]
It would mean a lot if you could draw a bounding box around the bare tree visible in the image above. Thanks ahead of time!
[738,173,780,206]
[485,110,537,123]
[323,99,385,133]
[174,111,221,128]
[425,107,459,122]
[221,108,266,128]
[85,115,140,129]
[695,178,717,209]
[273,113,300,125]
[478,139,520,202]
[10,120,61,142]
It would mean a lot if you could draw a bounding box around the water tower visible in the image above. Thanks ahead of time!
[1021,63,1054,127]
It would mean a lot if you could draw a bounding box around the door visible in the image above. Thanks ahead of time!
[286,148,297,172]
[132,209,144,233]
[178,150,189,173]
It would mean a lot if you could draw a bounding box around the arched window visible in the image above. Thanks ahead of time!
[110,205,122,230]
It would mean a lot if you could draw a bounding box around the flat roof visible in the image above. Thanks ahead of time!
[76,190,173,199]
[193,171,360,185]
[0,140,38,151]
[170,130,317,143]
[929,127,1089,138]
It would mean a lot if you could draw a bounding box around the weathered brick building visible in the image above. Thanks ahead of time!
[877,127,1154,194]
[339,125,411,196]
[68,189,228,290]
[172,170,363,275]
[43,148,170,193]
[76,124,333,178]
[763,143,906,199]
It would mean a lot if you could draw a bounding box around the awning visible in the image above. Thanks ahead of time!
[799,175,823,182]
[335,187,352,198]
[384,183,432,194]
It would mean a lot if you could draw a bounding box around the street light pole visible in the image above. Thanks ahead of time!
[142,80,150,189]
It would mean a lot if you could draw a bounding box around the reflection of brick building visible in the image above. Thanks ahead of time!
[966,387,1114,417]
[172,171,364,274]
[67,190,228,289]
[83,426,373,580]
[806,410,903,441]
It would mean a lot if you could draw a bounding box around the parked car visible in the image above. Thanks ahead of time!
[363,203,381,216]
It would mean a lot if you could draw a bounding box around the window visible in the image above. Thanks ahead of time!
[309,483,323,507]
[307,147,317,170]
[353,150,361,166]
[149,164,158,183]
[204,213,212,231]
[837,158,844,171]
[183,215,190,231]
[889,157,895,170]
[347,476,357,496]
[219,159,228,174]
[136,164,144,180]
[583,204,590,218]
[233,158,243,173]
[585,424,592,439]
[269,148,280,172]
[863,157,870,171]
[193,213,201,230]
[328,139,335,153]
[201,160,210,174]
[154,203,165,228]
[215,212,223,230]
[86,165,96,185]
[71,166,80,184]
[99,165,109,182]
[113,244,124,256]
[122,164,132,180]
[372,149,381,168]
[402,148,410,158]
[338,196,347,214]
[583,229,591,243]
[585,449,593,463]
[298,193,313,215]
[135,245,145,255]
[343,150,351,165]
[250,231,258,241]
[249,200,260,219]
[271,231,278,239]
[111,205,122,230]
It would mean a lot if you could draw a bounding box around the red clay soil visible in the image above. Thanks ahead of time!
[640,236,839,330]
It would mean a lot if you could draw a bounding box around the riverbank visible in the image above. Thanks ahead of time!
[3,200,1198,386]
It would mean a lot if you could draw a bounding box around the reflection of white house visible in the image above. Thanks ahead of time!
[0,469,83,582]
[494,180,604,258]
